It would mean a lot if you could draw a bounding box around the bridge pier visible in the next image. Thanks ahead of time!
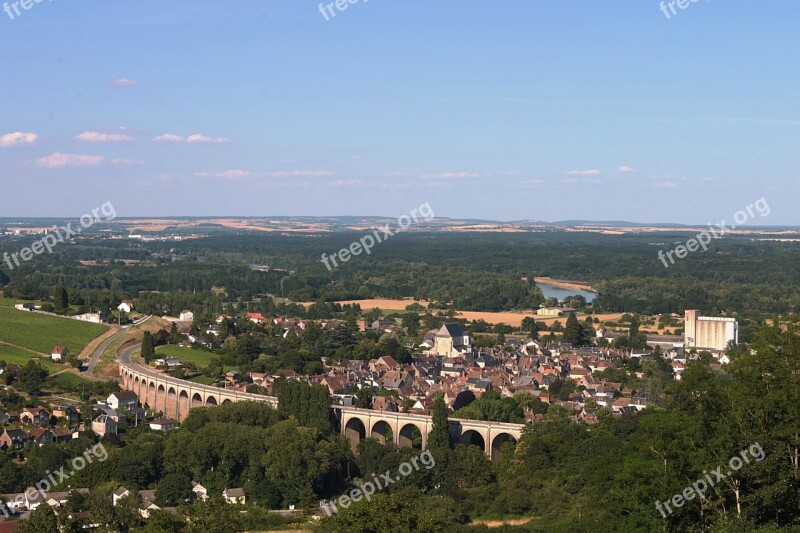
[119,366,523,460]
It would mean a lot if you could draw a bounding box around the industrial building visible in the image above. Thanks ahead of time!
[684,310,738,352]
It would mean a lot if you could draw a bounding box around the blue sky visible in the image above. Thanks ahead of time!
[1,0,798,224]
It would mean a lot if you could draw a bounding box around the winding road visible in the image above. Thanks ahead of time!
[83,315,152,377]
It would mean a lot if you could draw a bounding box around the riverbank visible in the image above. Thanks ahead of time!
[534,277,596,293]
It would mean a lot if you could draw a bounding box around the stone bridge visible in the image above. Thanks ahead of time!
[119,361,278,421]
[335,406,524,460]
[119,360,525,458]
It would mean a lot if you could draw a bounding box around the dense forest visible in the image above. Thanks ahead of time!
[2,230,799,322]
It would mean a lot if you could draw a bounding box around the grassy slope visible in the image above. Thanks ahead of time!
[0,299,109,355]
[156,344,217,368]
[155,345,238,374]
[0,343,62,371]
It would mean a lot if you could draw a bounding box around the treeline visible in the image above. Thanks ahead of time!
[4,231,800,317]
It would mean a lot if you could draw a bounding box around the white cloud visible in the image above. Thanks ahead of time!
[111,158,144,166]
[107,78,138,88]
[654,182,677,188]
[264,170,334,178]
[618,166,635,173]
[195,169,334,180]
[566,169,602,176]
[155,133,231,144]
[36,152,105,169]
[195,170,254,180]
[75,130,133,142]
[154,133,185,143]
[0,131,38,148]
[186,133,231,144]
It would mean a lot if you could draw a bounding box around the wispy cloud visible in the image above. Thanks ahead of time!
[195,169,334,180]
[328,179,362,187]
[75,130,133,142]
[654,182,678,188]
[155,133,231,144]
[154,133,184,143]
[35,152,141,169]
[107,78,138,88]
[0,131,38,148]
[618,166,635,173]
[420,171,481,179]
[195,170,255,179]
[36,152,105,169]
[110,158,145,166]
[566,169,602,176]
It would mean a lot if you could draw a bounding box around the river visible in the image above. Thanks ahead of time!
[537,281,596,303]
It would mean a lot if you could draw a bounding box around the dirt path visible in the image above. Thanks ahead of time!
[0,340,46,356]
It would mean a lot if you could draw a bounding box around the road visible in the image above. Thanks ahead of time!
[84,315,152,377]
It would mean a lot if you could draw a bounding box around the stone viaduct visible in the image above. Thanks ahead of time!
[120,360,524,459]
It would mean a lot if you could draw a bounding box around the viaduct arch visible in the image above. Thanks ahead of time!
[119,360,523,458]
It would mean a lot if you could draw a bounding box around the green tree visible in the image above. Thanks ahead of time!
[156,472,194,506]
[561,312,586,346]
[19,504,59,533]
[182,497,243,533]
[17,360,48,395]
[140,509,187,532]
[274,379,332,435]
[54,286,69,312]
[141,331,156,364]
[428,394,451,451]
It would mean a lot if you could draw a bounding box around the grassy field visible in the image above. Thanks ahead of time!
[0,301,109,355]
[0,343,62,371]
[46,371,93,388]
[156,345,218,368]
[155,345,239,376]
[188,375,215,385]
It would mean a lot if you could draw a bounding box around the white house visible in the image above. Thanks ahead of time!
[117,300,134,313]
[179,310,194,322]
[113,486,130,507]
[222,488,246,505]
[74,313,103,324]
[149,418,176,432]
[107,391,139,411]
[192,482,209,501]
[51,346,68,363]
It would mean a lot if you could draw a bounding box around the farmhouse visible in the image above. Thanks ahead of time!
[117,300,135,313]
[51,346,68,363]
